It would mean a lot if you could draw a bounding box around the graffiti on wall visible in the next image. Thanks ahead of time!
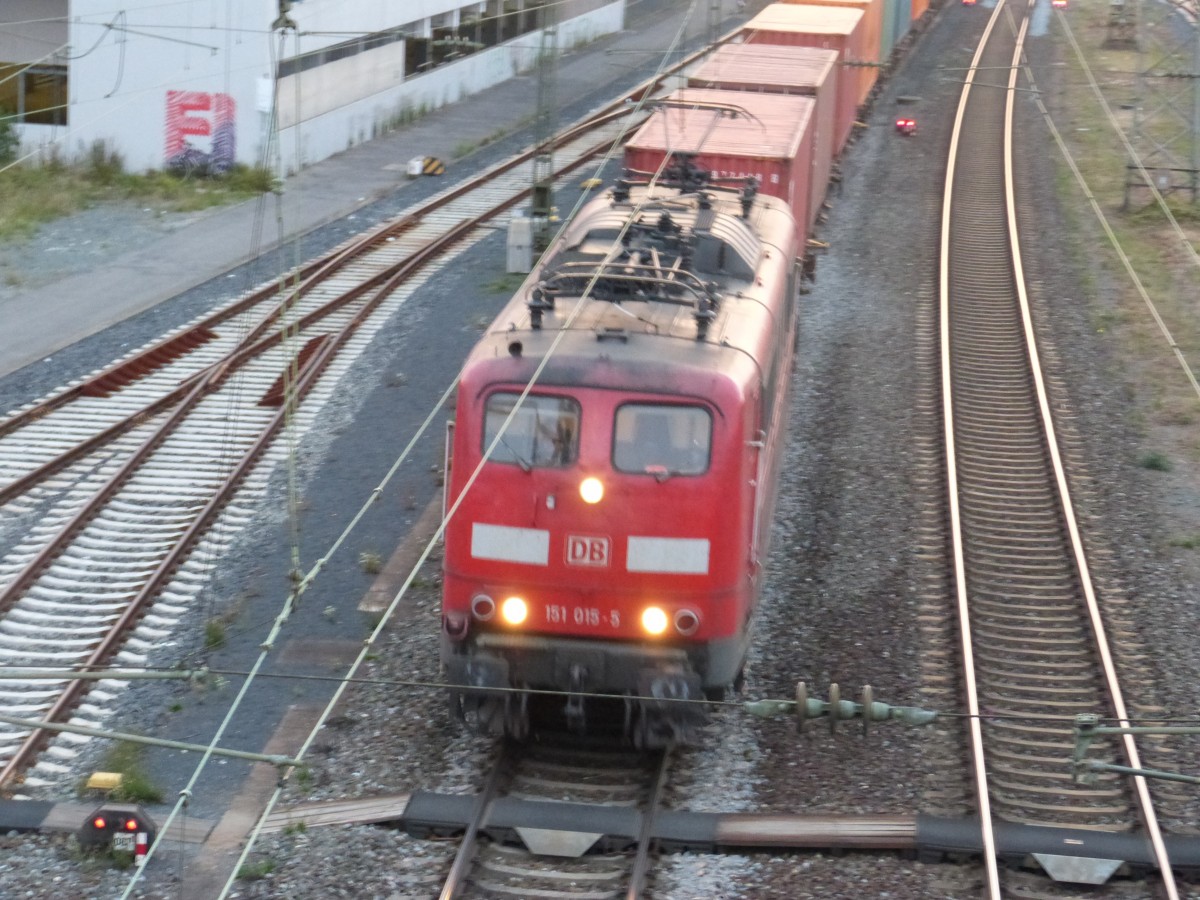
[165,90,236,174]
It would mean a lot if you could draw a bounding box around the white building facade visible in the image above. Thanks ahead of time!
[1,0,624,175]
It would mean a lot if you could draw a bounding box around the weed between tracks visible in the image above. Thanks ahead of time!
[77,740,164,804]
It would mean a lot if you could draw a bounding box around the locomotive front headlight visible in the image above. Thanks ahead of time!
[500,596,528,626]
[579,476,604,504]
[641,606,668,635]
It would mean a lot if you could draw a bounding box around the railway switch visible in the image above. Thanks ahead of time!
[78,803,157,862]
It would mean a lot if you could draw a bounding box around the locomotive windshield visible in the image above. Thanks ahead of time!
[613,404,711,476]
[484,392,580,468]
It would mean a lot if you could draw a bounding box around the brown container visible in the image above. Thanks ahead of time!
[688,44,837,231]
[780,0,882,102]
[911,0,929,22]
[624,87,816,253]
[741,4,866,151]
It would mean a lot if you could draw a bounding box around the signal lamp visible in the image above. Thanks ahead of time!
[471,594,496,621]
[580,477,604,504]
[675,609,701,636]
[501,596,528,625]
[641,606,668,635]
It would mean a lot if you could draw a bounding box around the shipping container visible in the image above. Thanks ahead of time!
[780,0,882,98]
[624,87,815,254]
[688,44,837,231]
[888,0,912,57]
[742,3,869,127]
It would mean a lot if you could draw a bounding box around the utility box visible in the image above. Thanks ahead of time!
[507,215,533,274]
[406,156,425,179]
[79,803,157,856]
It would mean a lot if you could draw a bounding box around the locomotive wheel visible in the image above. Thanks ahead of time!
[451,690,528,739]
[451,691,506,735]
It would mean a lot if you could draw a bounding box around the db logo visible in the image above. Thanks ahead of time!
[566,535,610,567]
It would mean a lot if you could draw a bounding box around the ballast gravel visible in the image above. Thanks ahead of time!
[0,3,1198,899]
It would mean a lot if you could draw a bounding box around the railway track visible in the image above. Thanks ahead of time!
[940,0,1178,896]
[0,67,751,791]
[436,739,670,899]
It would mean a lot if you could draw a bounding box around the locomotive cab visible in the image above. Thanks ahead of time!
[441,178,798,747]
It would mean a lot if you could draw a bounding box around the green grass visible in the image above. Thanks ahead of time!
[237,858,277,880]
[1050,11,1200,469]
[85,740,164,804]
[484,272,526,294]
[204,618,226,649]
[358,550,384,574]
[0,157,277,242]
[293,766,313,791]
[1137,451,1171,472]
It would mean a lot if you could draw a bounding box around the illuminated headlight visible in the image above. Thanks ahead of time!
[579,477,604,504]
[501,596,528,625]
[641,606,668,635]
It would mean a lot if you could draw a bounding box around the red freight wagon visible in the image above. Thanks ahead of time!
[782,0,882,100]
[688,43,837,232]
[741,4,867,149]
[623,87,815,253]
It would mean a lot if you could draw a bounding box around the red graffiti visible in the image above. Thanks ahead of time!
[165,91,213,157]
[164,90,236,172]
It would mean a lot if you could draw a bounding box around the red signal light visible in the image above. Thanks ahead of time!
[123,818,140,831]
[91,816,108,830]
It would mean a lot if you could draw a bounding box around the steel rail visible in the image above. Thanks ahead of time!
[0,133,618,783]
[0,213,419,441]
[0,118,631,504]
[0,2,749,811]
[939,4,1011,894]
[625,748,670,900]
[0,115,624,542]
[0,30,718,446]
[941,0,1178,895]
[998,8,1179,897]
[437,743,510,900]
[0,28,734,512]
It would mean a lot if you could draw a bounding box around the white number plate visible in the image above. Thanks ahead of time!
[544,604,620,628]
[112,833,135,852]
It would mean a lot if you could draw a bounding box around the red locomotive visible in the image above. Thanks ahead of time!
[440,156,801,746]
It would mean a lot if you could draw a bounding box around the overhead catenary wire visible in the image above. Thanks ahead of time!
[8,662,1199,727]
[105,3,748,892]
[209,6,727,898]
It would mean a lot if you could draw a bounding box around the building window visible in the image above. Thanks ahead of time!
[277,0,565,84]
[0,64,68,125]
